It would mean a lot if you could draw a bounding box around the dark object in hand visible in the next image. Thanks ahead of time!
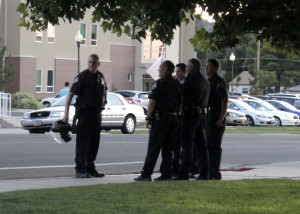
[51,120,72,143]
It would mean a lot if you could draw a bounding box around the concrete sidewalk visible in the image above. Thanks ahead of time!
[1,161,299,193]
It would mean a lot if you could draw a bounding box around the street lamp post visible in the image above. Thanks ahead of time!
[229,53,235,94]
[75,31,83,74]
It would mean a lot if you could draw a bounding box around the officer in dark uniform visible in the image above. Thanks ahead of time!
[206,58,228,180]
[171,63,186,176]
[175,58,210,180]
[134,60,182,181]
[63,54,107,178]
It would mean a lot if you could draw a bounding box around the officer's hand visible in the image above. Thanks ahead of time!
[216,118,224,128]
[62,114,69,123]
[146,120,151,129]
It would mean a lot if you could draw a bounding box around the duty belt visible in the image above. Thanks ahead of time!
[184,106,207,114]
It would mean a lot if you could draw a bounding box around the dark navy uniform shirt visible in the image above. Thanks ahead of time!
[182,71,210,108]
[208,73,228,112]
[148,74,182,114]
[70,69,107,108]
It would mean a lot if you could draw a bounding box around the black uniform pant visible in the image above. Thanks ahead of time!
[206,119,225,176]
[142,115,178,177]
[172,116,181,175]
[75,107,101,173]
[179,112,208,177]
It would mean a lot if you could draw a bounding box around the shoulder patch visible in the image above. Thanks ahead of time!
[152,82,157,90]
[73,77,79,83]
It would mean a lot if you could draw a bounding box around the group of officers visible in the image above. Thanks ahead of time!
[134,58,228,181]
[62,54,228,180]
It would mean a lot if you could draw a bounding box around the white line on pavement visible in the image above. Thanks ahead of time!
[0,161,144,170]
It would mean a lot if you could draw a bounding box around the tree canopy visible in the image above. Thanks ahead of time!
[18,0,300,55]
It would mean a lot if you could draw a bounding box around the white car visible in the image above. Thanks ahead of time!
[40,94,61,107]
[242,99,299,126]
[21,92,146,134]
[226,109,247,126]
[228,99,275,126]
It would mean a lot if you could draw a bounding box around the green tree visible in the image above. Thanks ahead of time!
[257,70,277,94]
[0,40,15,92]
[18,1,300,54]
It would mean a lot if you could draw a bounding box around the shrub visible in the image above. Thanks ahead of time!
[12,92,44,109]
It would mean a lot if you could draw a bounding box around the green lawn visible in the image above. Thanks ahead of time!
[0,179,300,214]
[103,126,300,135]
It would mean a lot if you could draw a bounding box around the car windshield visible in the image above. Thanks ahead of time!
[52,96,77,106]
[235,100,255,110]
[260,101,277,111]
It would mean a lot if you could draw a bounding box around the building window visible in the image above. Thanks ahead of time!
[142,74,155,91]
[128,73,132,82]
[47,70,54,93]
[80,23,86,45]
[47,23,55,43]
[36,70,42,92]
[35,31,42,42]
[242,88,249,94]
[91,24,97,46]
[144,33,166,59]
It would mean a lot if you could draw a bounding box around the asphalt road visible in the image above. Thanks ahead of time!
[0,133,300,180]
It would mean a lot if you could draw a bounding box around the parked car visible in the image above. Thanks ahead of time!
[267,93,300,98]
[266,100,300,118]
[113,90,149,114]
[267,96,300,110]
[226,109,247,126]
[228,99,275,126]
[242,99,299,126]
[40,94,61,107]
[21,92,146,134]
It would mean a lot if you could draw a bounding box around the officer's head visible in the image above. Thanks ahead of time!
[159,60,175,78]
[186,58,201,74]
[175,63,187,81]
[206,58,220,77]
[88,54,100,73]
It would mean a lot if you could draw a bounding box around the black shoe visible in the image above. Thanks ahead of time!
[209,173,222,180]
[173,175,189,181]
[195,174,208,180]
[76,172,90,178]
[88,170,105,178]
[134,175,152,181]
[154,175,172,181]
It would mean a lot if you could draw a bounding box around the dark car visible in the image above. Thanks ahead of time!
[266,100,300,118]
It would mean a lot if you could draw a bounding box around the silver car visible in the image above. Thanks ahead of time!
[113,90,149,114]
[226,109,247,126]
[21,92,146,134]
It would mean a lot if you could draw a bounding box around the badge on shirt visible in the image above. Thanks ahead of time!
[73,77,79,83]
[217,81,225,89]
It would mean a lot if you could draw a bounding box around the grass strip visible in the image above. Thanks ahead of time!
[0,179,300,214]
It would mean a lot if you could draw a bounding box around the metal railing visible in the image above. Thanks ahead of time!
[0,92,11,117]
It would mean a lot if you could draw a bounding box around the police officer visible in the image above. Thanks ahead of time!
[206,58,228,180]
[171,63,187,176]
[134,60,182,181]
[63,54,107,178]
[175,58,210,180]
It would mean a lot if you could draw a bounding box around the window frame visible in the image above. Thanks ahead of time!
[47,23,55,43]
[35,31,43,42]
[46,69,55,93]
[80,23,87,45]
[36,69,42,93]
[91,24,98,46]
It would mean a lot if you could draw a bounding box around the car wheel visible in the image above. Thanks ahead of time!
[121,115,136,134]
[29,129,46,134]
[246,116,254,126]
[274,117,281,127]
[43,101,51,107]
